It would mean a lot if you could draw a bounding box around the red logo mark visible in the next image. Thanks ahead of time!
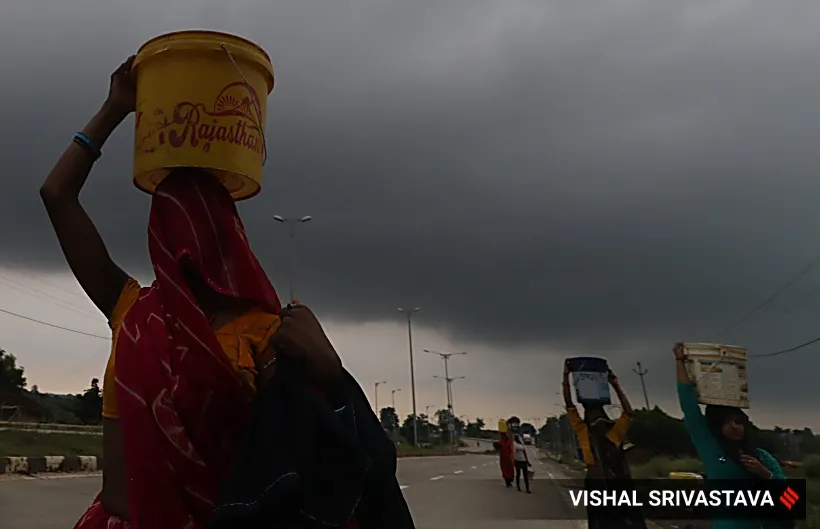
[136,82,265,157]
[780,487,799,510]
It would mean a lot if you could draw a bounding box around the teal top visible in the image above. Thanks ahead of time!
[678,382,786,529]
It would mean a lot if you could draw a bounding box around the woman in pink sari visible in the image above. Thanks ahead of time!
[40,56,355,529]
[499,432,515,487]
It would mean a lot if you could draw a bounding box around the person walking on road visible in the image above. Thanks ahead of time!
[41,56,414,529]
[513,434,532,493]
[498,431,515,487]
[674,343,787,529]
[563,361,645,529]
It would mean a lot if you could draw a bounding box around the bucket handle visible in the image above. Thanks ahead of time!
[221,44,268,166]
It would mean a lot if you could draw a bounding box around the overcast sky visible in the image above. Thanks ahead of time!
[0,0,818,430]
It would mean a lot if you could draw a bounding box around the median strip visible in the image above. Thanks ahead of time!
[0,455,100,475]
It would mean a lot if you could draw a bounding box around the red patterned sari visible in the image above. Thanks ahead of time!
[73,171,281,529]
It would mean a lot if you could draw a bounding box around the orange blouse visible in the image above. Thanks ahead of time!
[102,278,279,419]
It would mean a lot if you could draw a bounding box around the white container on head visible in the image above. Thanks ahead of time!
[681,343,748,409]
[567,357,611,406]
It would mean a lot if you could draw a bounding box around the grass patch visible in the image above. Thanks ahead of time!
[0,430,102,458]
[630,456,704,479]
[396,445,461,458]
[787,463,820,529]
[802,479,820,529]
[805,455,820,479]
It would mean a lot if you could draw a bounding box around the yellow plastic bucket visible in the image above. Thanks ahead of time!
[132,30,274,201]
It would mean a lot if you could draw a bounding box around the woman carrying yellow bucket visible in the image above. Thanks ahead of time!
[41,33,414,529]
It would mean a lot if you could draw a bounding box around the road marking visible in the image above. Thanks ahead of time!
[430,475,444,481]
[454,470,463,474]
[547,471,555,479]
[400,485,409,490]
[471,466,477,469]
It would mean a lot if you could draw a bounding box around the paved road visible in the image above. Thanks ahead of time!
[0,453,582,529]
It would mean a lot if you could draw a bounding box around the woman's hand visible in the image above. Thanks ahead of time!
[264,303,342,390]
[104,56,137,120]
[740,455,772,479]
[562,360,574,406]
[674,342,685,360]
[608,369,619,386]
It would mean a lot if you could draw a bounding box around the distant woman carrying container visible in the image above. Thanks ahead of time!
[562,361,646,529]
[674,343,786,529]
[498,430,515,487]
[39,57,372,529]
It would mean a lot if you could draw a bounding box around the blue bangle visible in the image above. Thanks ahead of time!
[74,132,102,161]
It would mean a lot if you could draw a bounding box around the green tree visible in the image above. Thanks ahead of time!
[420,414,441,443]
[435,409,465,443]
[628,407,694,456]
[74,378,103,425]
[0,348,26,392]
[399,414,427,444]
[379,407,399,432]
[465,417,485,437]
[540,403,820,462]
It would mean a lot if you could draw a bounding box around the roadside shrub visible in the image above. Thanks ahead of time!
[804,454,820,478]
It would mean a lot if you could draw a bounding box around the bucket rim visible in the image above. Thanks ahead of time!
[566,356,608,369]
[136,30,272,63]
[133,168,262,202]
[680,342,745,350]
[133,30,274,91]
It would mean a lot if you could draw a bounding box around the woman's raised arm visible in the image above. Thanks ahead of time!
[562,360,574,407]
[40,57,135,319]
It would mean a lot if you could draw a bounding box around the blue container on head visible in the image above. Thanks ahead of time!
[567,357,611,406]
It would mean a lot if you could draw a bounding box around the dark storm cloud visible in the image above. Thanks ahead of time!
[2,1,820,406]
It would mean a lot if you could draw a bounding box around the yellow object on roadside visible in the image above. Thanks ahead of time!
[669,472,704,480]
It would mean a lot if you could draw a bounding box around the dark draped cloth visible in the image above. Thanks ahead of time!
[208,360,416,529]
[585,426,647,529]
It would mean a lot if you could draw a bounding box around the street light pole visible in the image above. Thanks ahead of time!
[449,376,466,415]
[433,374,466,447]
[273,215,312,301]
[633,361,651,410]
[374,381,386,414]
[424,349,466,439]
[390,388,401,441]
[398,307,420,447]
